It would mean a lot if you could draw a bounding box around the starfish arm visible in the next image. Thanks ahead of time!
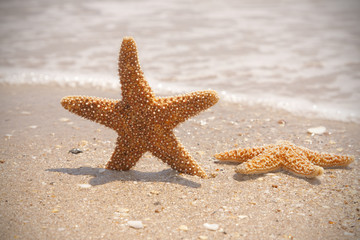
[119,37,155,105]
[149,132,207,178]
[299,147,354,167]
[60,96,125,130]
[235,148,282,175]
[105,136,146,171]
[214,146,266,162]
[281,146,324,178]
[157,90,219,127]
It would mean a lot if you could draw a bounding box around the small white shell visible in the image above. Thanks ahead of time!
[128,221,143,229]
[307,126,326,135]
[203,223,219,231]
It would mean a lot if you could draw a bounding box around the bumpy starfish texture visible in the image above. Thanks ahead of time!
[215,141,354,178]
[61,37,219,178]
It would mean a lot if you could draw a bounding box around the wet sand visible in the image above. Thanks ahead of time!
[0,85,359,239]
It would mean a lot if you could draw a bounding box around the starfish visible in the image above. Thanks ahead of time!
[214,141,354,178]
[61,37,219,178]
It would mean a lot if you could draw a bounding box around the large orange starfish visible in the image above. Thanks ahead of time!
[61,37,219,178]
[215,141,354,178]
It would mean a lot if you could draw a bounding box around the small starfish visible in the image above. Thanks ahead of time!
[61,37,219,178]
[215,141,354,178]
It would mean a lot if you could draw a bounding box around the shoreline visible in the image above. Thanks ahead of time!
[0,84,359,239]
[1,74,360,125]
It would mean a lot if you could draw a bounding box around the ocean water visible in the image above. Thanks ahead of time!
[1,0,359,122]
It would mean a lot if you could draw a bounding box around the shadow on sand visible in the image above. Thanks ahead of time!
[232,172,322,185]
[46,167,201,188]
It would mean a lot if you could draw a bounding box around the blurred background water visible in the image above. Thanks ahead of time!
[1,0,359,122]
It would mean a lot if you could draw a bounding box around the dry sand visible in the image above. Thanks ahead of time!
[0,85,359,240]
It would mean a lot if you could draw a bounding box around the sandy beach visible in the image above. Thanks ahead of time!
[0,84,359,239]
[1,0,360,238]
